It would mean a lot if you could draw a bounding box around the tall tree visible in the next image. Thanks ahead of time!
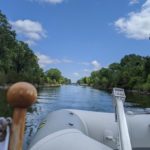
[46,68,62,83]
[78,54,150,92]
[0,11,16,73]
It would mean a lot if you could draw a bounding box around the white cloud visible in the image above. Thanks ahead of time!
[91,60,101,70]
[36,52,73,68]
[10,19,46,45]
[36,52,60,68]
[79,62,90,66]
[129,0,139,5]
[62,59,73,63]
[24,40,36,46]
[32,0,64,4]
[115,0,150,40]
[73,72,80,77]
[83,69,91,73]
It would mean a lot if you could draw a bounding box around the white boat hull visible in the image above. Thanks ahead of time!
[29,109,150,150]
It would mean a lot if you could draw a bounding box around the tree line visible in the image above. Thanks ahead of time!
[77,54,150,93]
[0,10,71,85]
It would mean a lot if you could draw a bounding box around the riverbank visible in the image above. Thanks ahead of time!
[83,84,150,95]
[36,84,61,88]
[126,89,150,95]
[0,83,61,90]
[0,85,11,90]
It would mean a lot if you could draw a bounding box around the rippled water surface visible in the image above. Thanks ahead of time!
[0,85,150,149]
[24,85,114,148]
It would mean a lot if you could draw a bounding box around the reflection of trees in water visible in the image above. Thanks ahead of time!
[0,87,61,117]
[0,88,150,117]
[126,92,150,108]
[27,104,38,113]
[0,90,13,117]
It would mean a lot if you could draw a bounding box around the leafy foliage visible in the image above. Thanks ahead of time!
[46,68,71,84]
[77,54,150,92]
[0,10,71,85]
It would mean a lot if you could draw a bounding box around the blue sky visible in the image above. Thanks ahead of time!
[0,0,150,82]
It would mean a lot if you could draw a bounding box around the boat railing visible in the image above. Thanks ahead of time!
[112,88,132,150]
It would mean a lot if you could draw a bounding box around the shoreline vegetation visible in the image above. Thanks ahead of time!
[77,54,150,95]
[79,84,150,95]
[0,83,62,90]
[0,11,71,87]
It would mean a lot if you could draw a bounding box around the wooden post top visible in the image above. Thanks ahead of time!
[7,82,37,108]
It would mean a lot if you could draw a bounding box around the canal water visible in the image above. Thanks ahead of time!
[0,85,150,149]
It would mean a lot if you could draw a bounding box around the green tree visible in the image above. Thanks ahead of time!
[144,57,150,77]
[0,10,16,73]
[78,54,150,92]
[46,68,62,83]
[0,10,46,85]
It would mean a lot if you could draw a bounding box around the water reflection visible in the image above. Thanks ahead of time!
[0,89,12,117]
[126,92,150,108]
[125,92,150,114]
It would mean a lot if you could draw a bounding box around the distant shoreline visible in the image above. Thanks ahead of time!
[0,83,61,90]
[126,89,150,95]
[78,84,150,95]
[0,85,11,90]
[36,84,61,88]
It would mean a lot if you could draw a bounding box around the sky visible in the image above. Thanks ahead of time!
[0,0,150,82]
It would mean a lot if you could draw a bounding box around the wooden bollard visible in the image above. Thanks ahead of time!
[7,82,37,150]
